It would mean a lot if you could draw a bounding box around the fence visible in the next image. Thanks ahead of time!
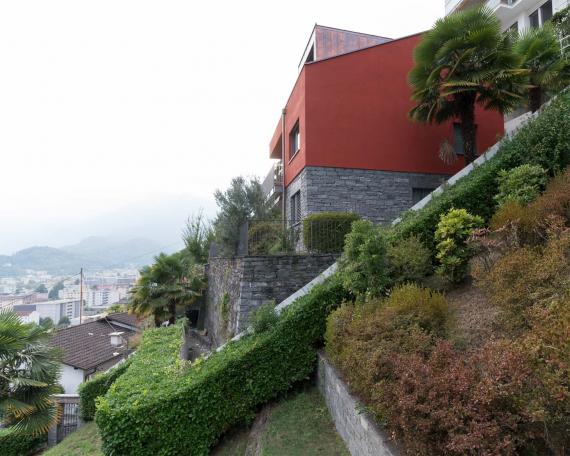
[246,218,353,255]
[47,394,82,446]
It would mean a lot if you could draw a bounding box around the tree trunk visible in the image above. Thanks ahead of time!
[168,301,177,325]
[460,101,477,165]
[529,86,543,113]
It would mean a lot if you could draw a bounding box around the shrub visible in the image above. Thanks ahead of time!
[475,231,570,330]
[386,235,432,284]
[435,208,484,283]
[338,220,390,297]
[0,432,46,456]
[96,277,351,456]
[248,222,282,255]
[392,92,570,255]
[302,212,360,253]
[250,301,278,334]
[494,164,547,207]
[384,340,540,455]
[78,358,132,421]
[325,284,450,421]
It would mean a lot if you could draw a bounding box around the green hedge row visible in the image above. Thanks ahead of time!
[393,92,570,253]
[303,212,360,253]
[96,277,350,456]
[78,358,132,421]
[0,432,45,456]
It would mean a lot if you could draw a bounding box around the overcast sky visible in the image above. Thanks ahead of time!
[0,0,444,254]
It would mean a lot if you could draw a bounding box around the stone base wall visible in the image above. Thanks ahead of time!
[205,255,337,347]
[286,166,449,224]
[317,352,400,456]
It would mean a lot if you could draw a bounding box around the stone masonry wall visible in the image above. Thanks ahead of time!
[206,254,337,347]
[286,166,449,224]
[204,257,244,346]
[317,352,400,456]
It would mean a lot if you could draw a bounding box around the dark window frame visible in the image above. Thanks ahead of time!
[289,121,300,161]
[290,191,301,224]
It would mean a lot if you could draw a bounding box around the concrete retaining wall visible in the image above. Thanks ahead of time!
[317,352,400,456]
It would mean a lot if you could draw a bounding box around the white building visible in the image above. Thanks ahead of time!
[445,0,569,31]
[33,299,81,323]
[49,313,140,393]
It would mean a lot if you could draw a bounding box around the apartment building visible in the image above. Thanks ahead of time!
[265,25,504,224]
[445,0,569,31]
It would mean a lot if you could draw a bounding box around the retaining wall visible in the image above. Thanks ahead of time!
[205,254,337,346]
[317,352,400,456]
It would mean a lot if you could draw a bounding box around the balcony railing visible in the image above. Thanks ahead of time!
[261,161,283,201]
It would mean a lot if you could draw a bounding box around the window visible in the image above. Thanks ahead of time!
[541,0,553,24]
[529,9,540,28]
[509,21,518,34]
[289,121,300,160]
[412,188,435,205]
[453,122,477,156]
[530,1,552,28]
[290,191,301,223]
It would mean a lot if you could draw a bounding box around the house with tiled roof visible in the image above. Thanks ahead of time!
[49,312,141,393]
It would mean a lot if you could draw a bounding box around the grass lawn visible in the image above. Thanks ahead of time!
[42,422,102,456]
[212,386,348,456]
[260,387,348,456]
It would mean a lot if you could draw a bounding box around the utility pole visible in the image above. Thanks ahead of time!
[79,268,84,324]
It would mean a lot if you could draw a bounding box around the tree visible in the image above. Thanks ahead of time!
[39,317,54,329]
[0,310,61,437]
[129,252,205,326]
[182,212,214,264]
[57,316,70,328]
[34,284,48,294]
[514,24,569,112]
[106,304,125,314]
[408,7,525,164]
[48,282,64,300]
[213,176,277,256]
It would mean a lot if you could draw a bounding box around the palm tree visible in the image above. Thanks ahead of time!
[0,310,61,437]
[514,24,568,112]
[129,252,205,326]
[409,7,526,164]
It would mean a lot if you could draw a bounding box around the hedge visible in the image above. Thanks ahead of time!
[392,92,570,254]
[78,358,132,421]
[303,212,360,253]
[0,432,46,456]
[96,277,350,456]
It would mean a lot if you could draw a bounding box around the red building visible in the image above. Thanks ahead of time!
[263,25,504,224]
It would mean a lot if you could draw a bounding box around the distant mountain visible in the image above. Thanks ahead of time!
[61,236,165,268]
[0,236,173,277]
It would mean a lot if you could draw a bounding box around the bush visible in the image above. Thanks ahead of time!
[490,167,570,247]
[0,432,45,456]
[78,358,132,421]
[96,277,351,456]
[393,92,570,255]
[247,222,282,255]
[435,208,484,283]
[338,220,390,297]
[302,212,360,253]
[250,301,278,334]
[494,164,547,207]
[475,230,570,330]
[325,284,450,421]
[386,235,432,284]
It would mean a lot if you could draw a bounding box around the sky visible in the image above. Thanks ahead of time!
[0,0,444,254]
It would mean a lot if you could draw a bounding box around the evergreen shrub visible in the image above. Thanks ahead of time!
[302,212,360,253]
[96,277,350,456]
[78,358,132,421]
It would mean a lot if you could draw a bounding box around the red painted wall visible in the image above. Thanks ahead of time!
[271,33,505,187]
